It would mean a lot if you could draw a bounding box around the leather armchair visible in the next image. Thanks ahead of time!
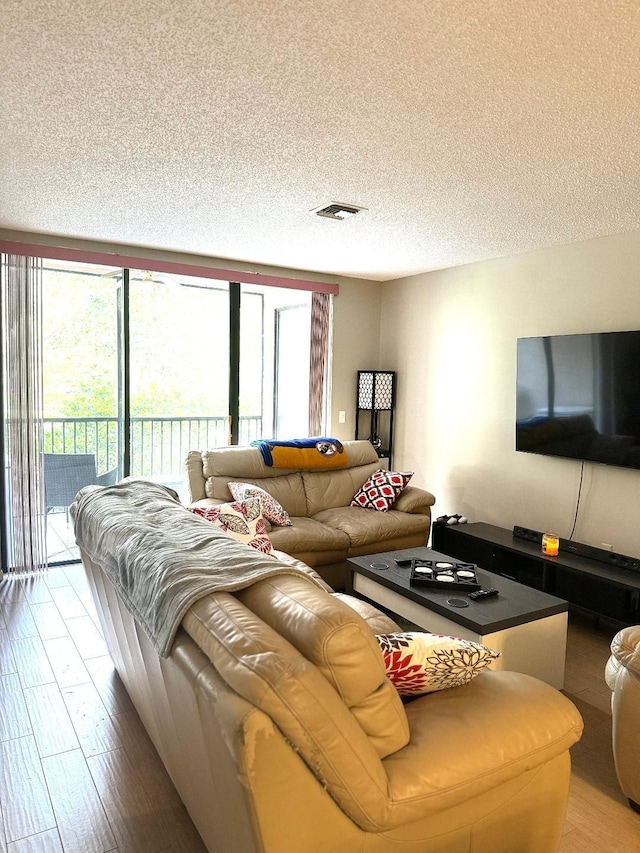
[605,625,640,812]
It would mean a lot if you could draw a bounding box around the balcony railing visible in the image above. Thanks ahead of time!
[42,415,263,478]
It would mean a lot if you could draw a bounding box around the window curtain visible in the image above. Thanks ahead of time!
[308,292,332,436]
[0,254,47,575]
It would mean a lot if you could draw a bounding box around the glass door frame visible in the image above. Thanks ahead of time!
[0,245,333,571]
[117,269,130,481]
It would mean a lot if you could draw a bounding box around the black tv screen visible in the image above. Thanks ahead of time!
[516,331,640,470]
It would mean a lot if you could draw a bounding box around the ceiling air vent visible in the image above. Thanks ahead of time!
[312,202,366,220]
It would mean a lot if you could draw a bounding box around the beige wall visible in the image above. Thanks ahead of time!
[380,230,640,558]
[329,278,383,440]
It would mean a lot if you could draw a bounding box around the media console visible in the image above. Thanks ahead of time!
[431,521,640,625]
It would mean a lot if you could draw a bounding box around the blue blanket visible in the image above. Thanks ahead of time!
[251,437,345,467]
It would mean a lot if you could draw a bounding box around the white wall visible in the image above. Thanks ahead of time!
[380,230,640,558]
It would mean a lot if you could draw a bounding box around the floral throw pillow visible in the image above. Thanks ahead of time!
[376,632,500,696]
[350,469,413,511]
[227,482,292,526]
[189,497,273,554]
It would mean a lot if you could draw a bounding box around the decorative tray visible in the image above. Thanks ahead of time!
[409,559,482,591]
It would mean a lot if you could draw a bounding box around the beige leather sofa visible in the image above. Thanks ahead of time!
[605,625,640,812]
[186,440,436,588]
[72,482,583,853]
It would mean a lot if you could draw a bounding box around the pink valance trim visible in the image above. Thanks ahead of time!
[0,240,339,295]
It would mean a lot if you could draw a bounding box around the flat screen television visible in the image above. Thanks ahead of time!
[516,331,640,470]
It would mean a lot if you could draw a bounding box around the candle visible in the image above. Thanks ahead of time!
[542,532,559,557]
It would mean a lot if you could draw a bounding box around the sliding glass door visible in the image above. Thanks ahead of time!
[41,260,122,564]
[274,300,311,437]
[127,275,313,484]
[128,270,230,499]
[3,254,328,570]
[239,283,312,441]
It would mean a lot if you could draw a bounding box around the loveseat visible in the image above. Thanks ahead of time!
[185,439,436,588]
[71,480,583,853]
[605,625,640,811]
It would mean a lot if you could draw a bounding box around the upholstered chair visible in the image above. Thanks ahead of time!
[605,625,640,812]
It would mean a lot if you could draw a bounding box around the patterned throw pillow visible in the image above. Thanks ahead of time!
[350,469,413,511]
[189,497,273,554]
[376,632,500,696]
[227,482,292,526]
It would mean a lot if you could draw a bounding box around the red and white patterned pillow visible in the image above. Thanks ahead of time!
[189,497,273,554]
[376,632,500,696]
[227,482,292,526]
[350,469,413,511]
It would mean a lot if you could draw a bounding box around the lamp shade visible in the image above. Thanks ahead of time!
[357,371,395,410]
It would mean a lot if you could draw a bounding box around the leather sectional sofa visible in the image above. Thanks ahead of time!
[185,439,436,588]
[606,624,640,811]
[71,480,584,853]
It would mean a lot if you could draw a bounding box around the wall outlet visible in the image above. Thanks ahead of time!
[338,410,346,424]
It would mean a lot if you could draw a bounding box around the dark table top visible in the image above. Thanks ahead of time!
[347,546,568,634]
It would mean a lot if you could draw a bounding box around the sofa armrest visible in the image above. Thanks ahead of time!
[392,486,436,515]
[185,449,208,502]
[610,625,640,678]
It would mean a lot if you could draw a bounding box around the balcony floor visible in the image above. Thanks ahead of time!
[46,512,80,565]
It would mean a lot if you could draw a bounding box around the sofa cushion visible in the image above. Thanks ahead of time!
[302,462,381,515]
[227,482,292,526]
[350,470,413,511]
[313,506,430,549]
[267,516,350,554]
[201,445,290,479]
[376,632,500,696]
[190,498,273,554]
[383,671,583,825]
[237,574,410,758]
[210,472,308,517]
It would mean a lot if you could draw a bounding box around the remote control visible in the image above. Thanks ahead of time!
[468,588,499,600]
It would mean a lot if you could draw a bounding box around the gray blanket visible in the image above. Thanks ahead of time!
[71,480,325,657]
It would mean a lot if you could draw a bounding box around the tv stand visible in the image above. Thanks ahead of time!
[432,522,640,625]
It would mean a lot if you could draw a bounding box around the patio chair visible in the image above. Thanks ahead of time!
[43,453,117,519]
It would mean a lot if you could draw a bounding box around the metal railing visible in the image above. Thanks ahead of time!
[42,415,263,478]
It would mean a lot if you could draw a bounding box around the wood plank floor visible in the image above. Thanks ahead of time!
[0,565,207,853]
[0,566,638,852]
[559,611,640,852]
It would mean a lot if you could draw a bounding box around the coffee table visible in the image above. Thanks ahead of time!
[347,546,568,689]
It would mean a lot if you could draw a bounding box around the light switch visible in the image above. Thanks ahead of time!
[338,410,346,424]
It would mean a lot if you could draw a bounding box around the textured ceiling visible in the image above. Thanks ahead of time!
[2,0,640,281]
